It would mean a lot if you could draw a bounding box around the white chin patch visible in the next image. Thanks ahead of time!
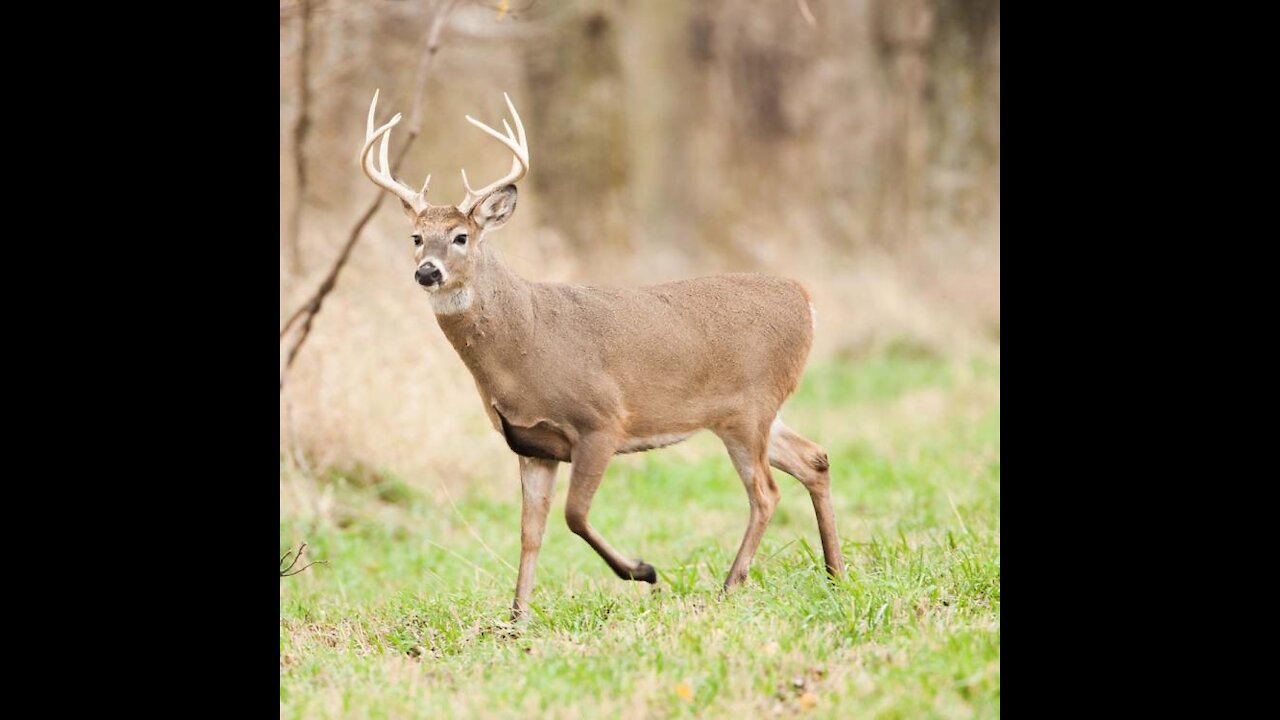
[431,286,472,315]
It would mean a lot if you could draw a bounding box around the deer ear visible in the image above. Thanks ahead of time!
[472,185,518,230]
[400,200,419,221]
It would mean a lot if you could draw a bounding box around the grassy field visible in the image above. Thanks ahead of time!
[279,348,1000,718]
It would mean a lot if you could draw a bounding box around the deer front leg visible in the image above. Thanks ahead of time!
[564,432,658,583]
[512,456,559,622]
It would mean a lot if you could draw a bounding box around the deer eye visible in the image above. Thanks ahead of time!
[453,234,468,246]
[411,234,423,247]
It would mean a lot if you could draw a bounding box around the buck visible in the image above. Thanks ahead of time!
[360,90,845,620]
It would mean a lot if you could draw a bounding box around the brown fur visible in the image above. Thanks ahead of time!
[434,245,813,444]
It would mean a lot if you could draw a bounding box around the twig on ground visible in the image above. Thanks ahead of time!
[281,542,328,577]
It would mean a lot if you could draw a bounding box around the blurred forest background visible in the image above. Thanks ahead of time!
[278,0,1000,486]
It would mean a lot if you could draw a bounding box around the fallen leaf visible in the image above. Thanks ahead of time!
[798,692,818,710]
[675,682,694,701]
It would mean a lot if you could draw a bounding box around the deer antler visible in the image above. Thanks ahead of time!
[360,89,431,215]
[457,92,529,214]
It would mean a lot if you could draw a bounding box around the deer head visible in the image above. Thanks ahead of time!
[360,89,529,296]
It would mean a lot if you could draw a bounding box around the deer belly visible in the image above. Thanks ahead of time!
[615,431,697,455]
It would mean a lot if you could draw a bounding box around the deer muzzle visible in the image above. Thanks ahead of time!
[415,262,445,288]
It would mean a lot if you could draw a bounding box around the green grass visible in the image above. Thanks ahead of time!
[280,350,1000,718]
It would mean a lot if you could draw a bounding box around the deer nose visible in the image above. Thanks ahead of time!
[415,263,443,286]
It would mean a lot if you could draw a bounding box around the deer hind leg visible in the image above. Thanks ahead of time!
[767,418,846,579]
[718,424,781,590]
[563,432,658,584]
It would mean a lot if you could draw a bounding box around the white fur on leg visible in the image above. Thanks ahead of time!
[770,414,785,436]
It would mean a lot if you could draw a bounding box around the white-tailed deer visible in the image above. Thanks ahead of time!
[360,90,845,620]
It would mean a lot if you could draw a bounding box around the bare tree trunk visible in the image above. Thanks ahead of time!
[286,0,313,276]
[620,0,698,266]
[922,0,1001,237]
[872,0,933,251]
[521,1,629,263]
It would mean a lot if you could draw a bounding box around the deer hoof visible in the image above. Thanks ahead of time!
[633,560,657,584]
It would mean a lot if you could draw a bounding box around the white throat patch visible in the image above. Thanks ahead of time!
[431,286,473,315]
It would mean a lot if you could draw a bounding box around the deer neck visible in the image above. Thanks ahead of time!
[432,244,536,381]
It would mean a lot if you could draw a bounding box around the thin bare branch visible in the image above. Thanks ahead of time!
[280,0,461,392]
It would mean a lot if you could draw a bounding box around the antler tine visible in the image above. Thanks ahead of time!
[457,92,530,214]
[504,91,527,150]
[366,87,378,138]
[378,122,392,178]
[359,89,431,213]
